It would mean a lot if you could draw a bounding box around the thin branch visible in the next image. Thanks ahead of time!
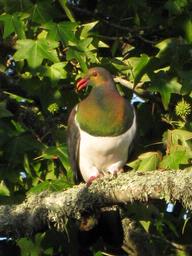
[114,76,135,90]
[70,5,156,44]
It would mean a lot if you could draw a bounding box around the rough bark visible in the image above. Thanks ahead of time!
[0,168,192,237]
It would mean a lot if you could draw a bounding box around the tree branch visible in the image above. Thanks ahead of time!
[70,5,156,44]
[0,168,192,237]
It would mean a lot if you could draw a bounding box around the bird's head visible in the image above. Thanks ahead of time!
[76,67,113,91]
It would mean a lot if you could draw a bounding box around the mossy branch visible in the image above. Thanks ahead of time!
[0,168,192,237]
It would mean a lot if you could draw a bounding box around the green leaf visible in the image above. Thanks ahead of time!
[29,177,72,194]
[5,134,42,165]
[3,91,34,103]
[97,40,109,48]
[66,38,94,71]
[138,152,161,171]
[66,47,87,71]
[128,151,161,171]
[160,150,190,169]
[182,217,190,235]
[0,13,26,39]
[43,21,78,43]
[124,54,150,84]
[176,250,188,256]
[11,120,26,133]
[44,62,67,81]
[184,19,192,43]
[80,21,98,38]
[31,0,54,23]
[0,181,10,196]
[17,233,46,256]
[127,158,141,170]
[24,154,32,178]
[171,129,192,144]
[14,39,59,68]
[163,218,179,238]
[179,70,192,94]
[58,0,75,22]
[164,129,192,150]
[150,72,182,110]
[140,220,151,233]
[36,144,71,172]
[0,101,13,118]
[165,0,187,15]
[155,38,174,54]
[1,0,33,13]
[161,129,192,169]
[133,54,150,84]
[17,237,35,256]
[94,252,103,256]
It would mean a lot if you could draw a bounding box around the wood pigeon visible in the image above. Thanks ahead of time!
[67,67,136,184]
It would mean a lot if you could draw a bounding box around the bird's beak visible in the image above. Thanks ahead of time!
[76,77,89,91]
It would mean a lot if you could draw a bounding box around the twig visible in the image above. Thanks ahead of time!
[70,5,156,44]
[114,76,135,90]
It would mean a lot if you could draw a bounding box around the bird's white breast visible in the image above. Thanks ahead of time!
[76,112,136,182]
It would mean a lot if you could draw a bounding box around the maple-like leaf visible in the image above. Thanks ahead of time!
[0,13,26,39]
[150,71,182,110]
[14,39,59,68]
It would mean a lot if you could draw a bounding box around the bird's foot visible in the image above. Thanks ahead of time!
[86,174,101,187]
[86,172,105,186]
[86,168,124,186]
[106,167,124,178]
[86,176,97,186]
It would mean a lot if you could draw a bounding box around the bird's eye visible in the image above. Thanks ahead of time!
[92,71,98,77]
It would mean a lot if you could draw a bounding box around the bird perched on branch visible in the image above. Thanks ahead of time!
[67,67,136,253]
[67,67,136,185]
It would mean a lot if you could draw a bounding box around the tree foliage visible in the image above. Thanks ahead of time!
[0,0,192,255]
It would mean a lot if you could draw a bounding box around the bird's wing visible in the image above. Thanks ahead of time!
[67,106,82,183]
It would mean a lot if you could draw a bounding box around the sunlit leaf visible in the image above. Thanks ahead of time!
[128,151,162,171]
[0,181,10,196]
[58,0,75,22]
[80,21,98,38]
[94,252,103,256]
[44,62,67,81]
[66,47,87,71]
[97,40,109,48]
[140,220,151,233]
[161,129,192,169]
[163,129,192,150]
[160,150,190,169]
[14,39,59,68]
